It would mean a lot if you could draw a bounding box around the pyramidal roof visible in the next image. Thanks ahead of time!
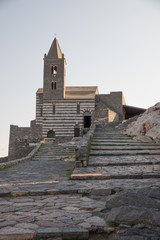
[47,38,63,59]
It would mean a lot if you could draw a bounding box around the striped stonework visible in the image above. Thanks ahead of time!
[42,100,95,138]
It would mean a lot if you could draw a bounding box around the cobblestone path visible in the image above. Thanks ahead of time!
[0,127,160,239]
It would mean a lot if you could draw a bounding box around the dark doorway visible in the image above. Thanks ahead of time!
[47,130,55,138]
[84,116,91,128]
[74,124,80,137]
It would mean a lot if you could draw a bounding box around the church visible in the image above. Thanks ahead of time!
[8,37,145,160]
[36,38,132,139]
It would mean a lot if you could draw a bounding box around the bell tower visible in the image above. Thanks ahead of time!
[43,38,66,100]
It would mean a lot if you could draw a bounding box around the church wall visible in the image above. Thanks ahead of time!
[42,99,95,138]
[36,92,43,124]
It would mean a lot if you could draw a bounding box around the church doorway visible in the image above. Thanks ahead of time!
[84,116,91,128]
[47,130,55,138]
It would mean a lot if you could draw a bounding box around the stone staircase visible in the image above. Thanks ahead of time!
[71,124,160,179]
[32,142,76,161]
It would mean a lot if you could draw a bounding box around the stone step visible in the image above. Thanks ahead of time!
[91,146,160,150]
[88,155,160,166]
[91,142,159,146]
[90,150,160,156]
[92,139,147,143]
[32,143,76,161]
[93,137,132,140]
[71,165,160,180]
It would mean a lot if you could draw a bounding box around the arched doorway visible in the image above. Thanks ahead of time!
[47,130,55,138]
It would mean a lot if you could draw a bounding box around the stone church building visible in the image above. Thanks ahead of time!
[36,38,128,138]
[8,38,145,160]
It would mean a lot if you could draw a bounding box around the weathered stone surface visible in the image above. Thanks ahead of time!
[0,221,17,228]
[14,223,39,229]
[0,226,35,240]
[36,227,61,238]
[126,102,160,143]
[105,190,160,210]
[86,216,106,226]
[62,227,89,240]
[106,206,160,226]
[11,191,29,197]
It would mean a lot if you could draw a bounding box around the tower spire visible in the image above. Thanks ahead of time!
[47,38,63,59]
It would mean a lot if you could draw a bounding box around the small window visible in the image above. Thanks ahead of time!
[51,82,57,90]
[77,103,80,114]
[40,106,43,117]
[53,104,55,114]
[51,66,54,74]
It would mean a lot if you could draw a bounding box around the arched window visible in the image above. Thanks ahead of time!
[54,66,57,74]
[51,65,57,75]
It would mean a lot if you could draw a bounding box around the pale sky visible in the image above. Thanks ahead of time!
[0,0,160,157]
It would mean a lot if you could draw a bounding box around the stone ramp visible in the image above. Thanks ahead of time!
[71,125,160,180]
[32,143,75,161]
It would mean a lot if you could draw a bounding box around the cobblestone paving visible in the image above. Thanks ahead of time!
[0,126,160,239]
[0,194,106,240]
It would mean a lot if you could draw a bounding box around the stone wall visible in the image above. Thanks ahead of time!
[0,156,8,163]
[8,120,42,161]
[108,109,118,122]
[75,124,96,167]
[95,92,125,122]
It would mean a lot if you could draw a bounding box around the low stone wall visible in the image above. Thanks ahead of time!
[0,143,42,170]
[0,156,8,163]
[75,124,96,167]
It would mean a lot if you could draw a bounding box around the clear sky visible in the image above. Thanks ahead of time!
[0,0,160,157]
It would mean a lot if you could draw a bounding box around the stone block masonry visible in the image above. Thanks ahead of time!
[8,120,42,161]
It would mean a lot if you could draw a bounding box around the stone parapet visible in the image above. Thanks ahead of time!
[0,143,42,170]
[75,124,96,167]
